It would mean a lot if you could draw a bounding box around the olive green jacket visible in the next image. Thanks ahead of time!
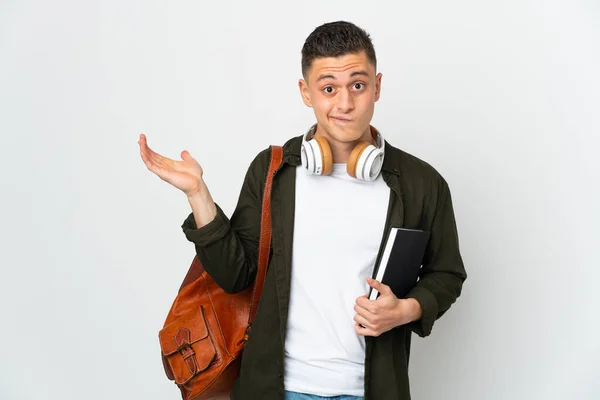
[182,134,467,400]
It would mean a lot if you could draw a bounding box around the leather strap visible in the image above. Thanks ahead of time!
[180,256,203,292]
[178,146,283,330]
[179,146,283,294]
[248,145,283,327]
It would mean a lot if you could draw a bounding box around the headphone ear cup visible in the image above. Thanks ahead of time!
[349,142,384,181]
[314,136,333,175]
[301,139,316,173]
[362,147,384,181]
[347,141,371,179]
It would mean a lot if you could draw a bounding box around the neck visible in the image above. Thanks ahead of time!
[313,124,376,163]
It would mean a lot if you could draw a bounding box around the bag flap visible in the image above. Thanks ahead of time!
[159,305,210,355]
[159,305,217,385]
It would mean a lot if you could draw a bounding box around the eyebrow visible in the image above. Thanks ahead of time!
[316,70,369,82]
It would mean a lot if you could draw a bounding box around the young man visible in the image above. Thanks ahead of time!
[139,21,466,400]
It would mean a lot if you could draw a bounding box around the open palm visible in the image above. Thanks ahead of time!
[138,133,204,196]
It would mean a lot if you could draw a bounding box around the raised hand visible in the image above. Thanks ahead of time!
[138,133,206,197]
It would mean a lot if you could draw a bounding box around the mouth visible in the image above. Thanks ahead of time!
[330,116,353,123]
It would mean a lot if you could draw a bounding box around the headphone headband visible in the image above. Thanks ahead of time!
[303,124,384,149]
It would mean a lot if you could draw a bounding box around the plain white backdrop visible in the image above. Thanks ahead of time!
[1,0,599,399]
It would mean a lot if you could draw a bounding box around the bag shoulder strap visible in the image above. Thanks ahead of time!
[248,145,283,325]
[178,146,283,323]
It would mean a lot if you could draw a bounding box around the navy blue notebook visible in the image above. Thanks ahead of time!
[368,227,430,300]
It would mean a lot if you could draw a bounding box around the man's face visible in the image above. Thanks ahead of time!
[299,50,382,143]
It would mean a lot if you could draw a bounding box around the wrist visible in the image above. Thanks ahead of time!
[186,187,217,229]
[186,182,210,202]
[406,298,423,323]
[396,298,423,325]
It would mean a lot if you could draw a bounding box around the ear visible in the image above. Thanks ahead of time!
[298,78,313,107]
[375,72,382,102]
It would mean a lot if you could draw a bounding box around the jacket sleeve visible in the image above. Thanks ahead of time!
[404,175,467,338]
[180,148,271,294]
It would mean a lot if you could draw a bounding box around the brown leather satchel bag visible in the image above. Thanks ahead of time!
[159,146,283,400]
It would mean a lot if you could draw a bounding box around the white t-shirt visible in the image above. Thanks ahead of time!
[283,163,390,396]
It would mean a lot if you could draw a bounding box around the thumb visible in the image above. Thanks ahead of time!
[367,277,392,295]
[181,150,193,161]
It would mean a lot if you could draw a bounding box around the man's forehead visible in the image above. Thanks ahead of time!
[308,52,375,81]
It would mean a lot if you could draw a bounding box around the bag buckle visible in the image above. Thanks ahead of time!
[177,342,196,360]
[174,328,198,374]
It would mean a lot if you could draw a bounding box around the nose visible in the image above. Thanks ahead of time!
[336,88,355,113]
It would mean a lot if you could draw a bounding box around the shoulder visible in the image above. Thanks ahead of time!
[386,142,447,181]
[248,135,302,171]
[242,147,272,193]
[243,135,301,190]
[384,141,451,195]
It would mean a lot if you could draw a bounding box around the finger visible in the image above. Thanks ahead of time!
[139,136,156,165]
[138,135,176,170]
[138,136,163,164]
[141,153,161,175]
[354,303,376,322]
[147,146,163,165]
[176,150,195,171]
[138,133,150,151]
[355,293,369,302]
[140,146,162,173]
[356,296,377,314]
[354,322,377,337]
[353,313,374,329]
[140,144,155,169]
[139,144,165,176]
[367,277,392,295]
[138,136,171,179]
[181,150,193,161]
[354,322,363,336]
[355,294,368,303]
[147,148,174,171]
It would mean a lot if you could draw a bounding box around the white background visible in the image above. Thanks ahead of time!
[1,0,599,399]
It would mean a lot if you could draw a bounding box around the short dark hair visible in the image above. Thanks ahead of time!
[301,21,377,78]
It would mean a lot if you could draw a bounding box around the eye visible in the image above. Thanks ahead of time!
[353,83,365,90]
[323,86,334,94]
